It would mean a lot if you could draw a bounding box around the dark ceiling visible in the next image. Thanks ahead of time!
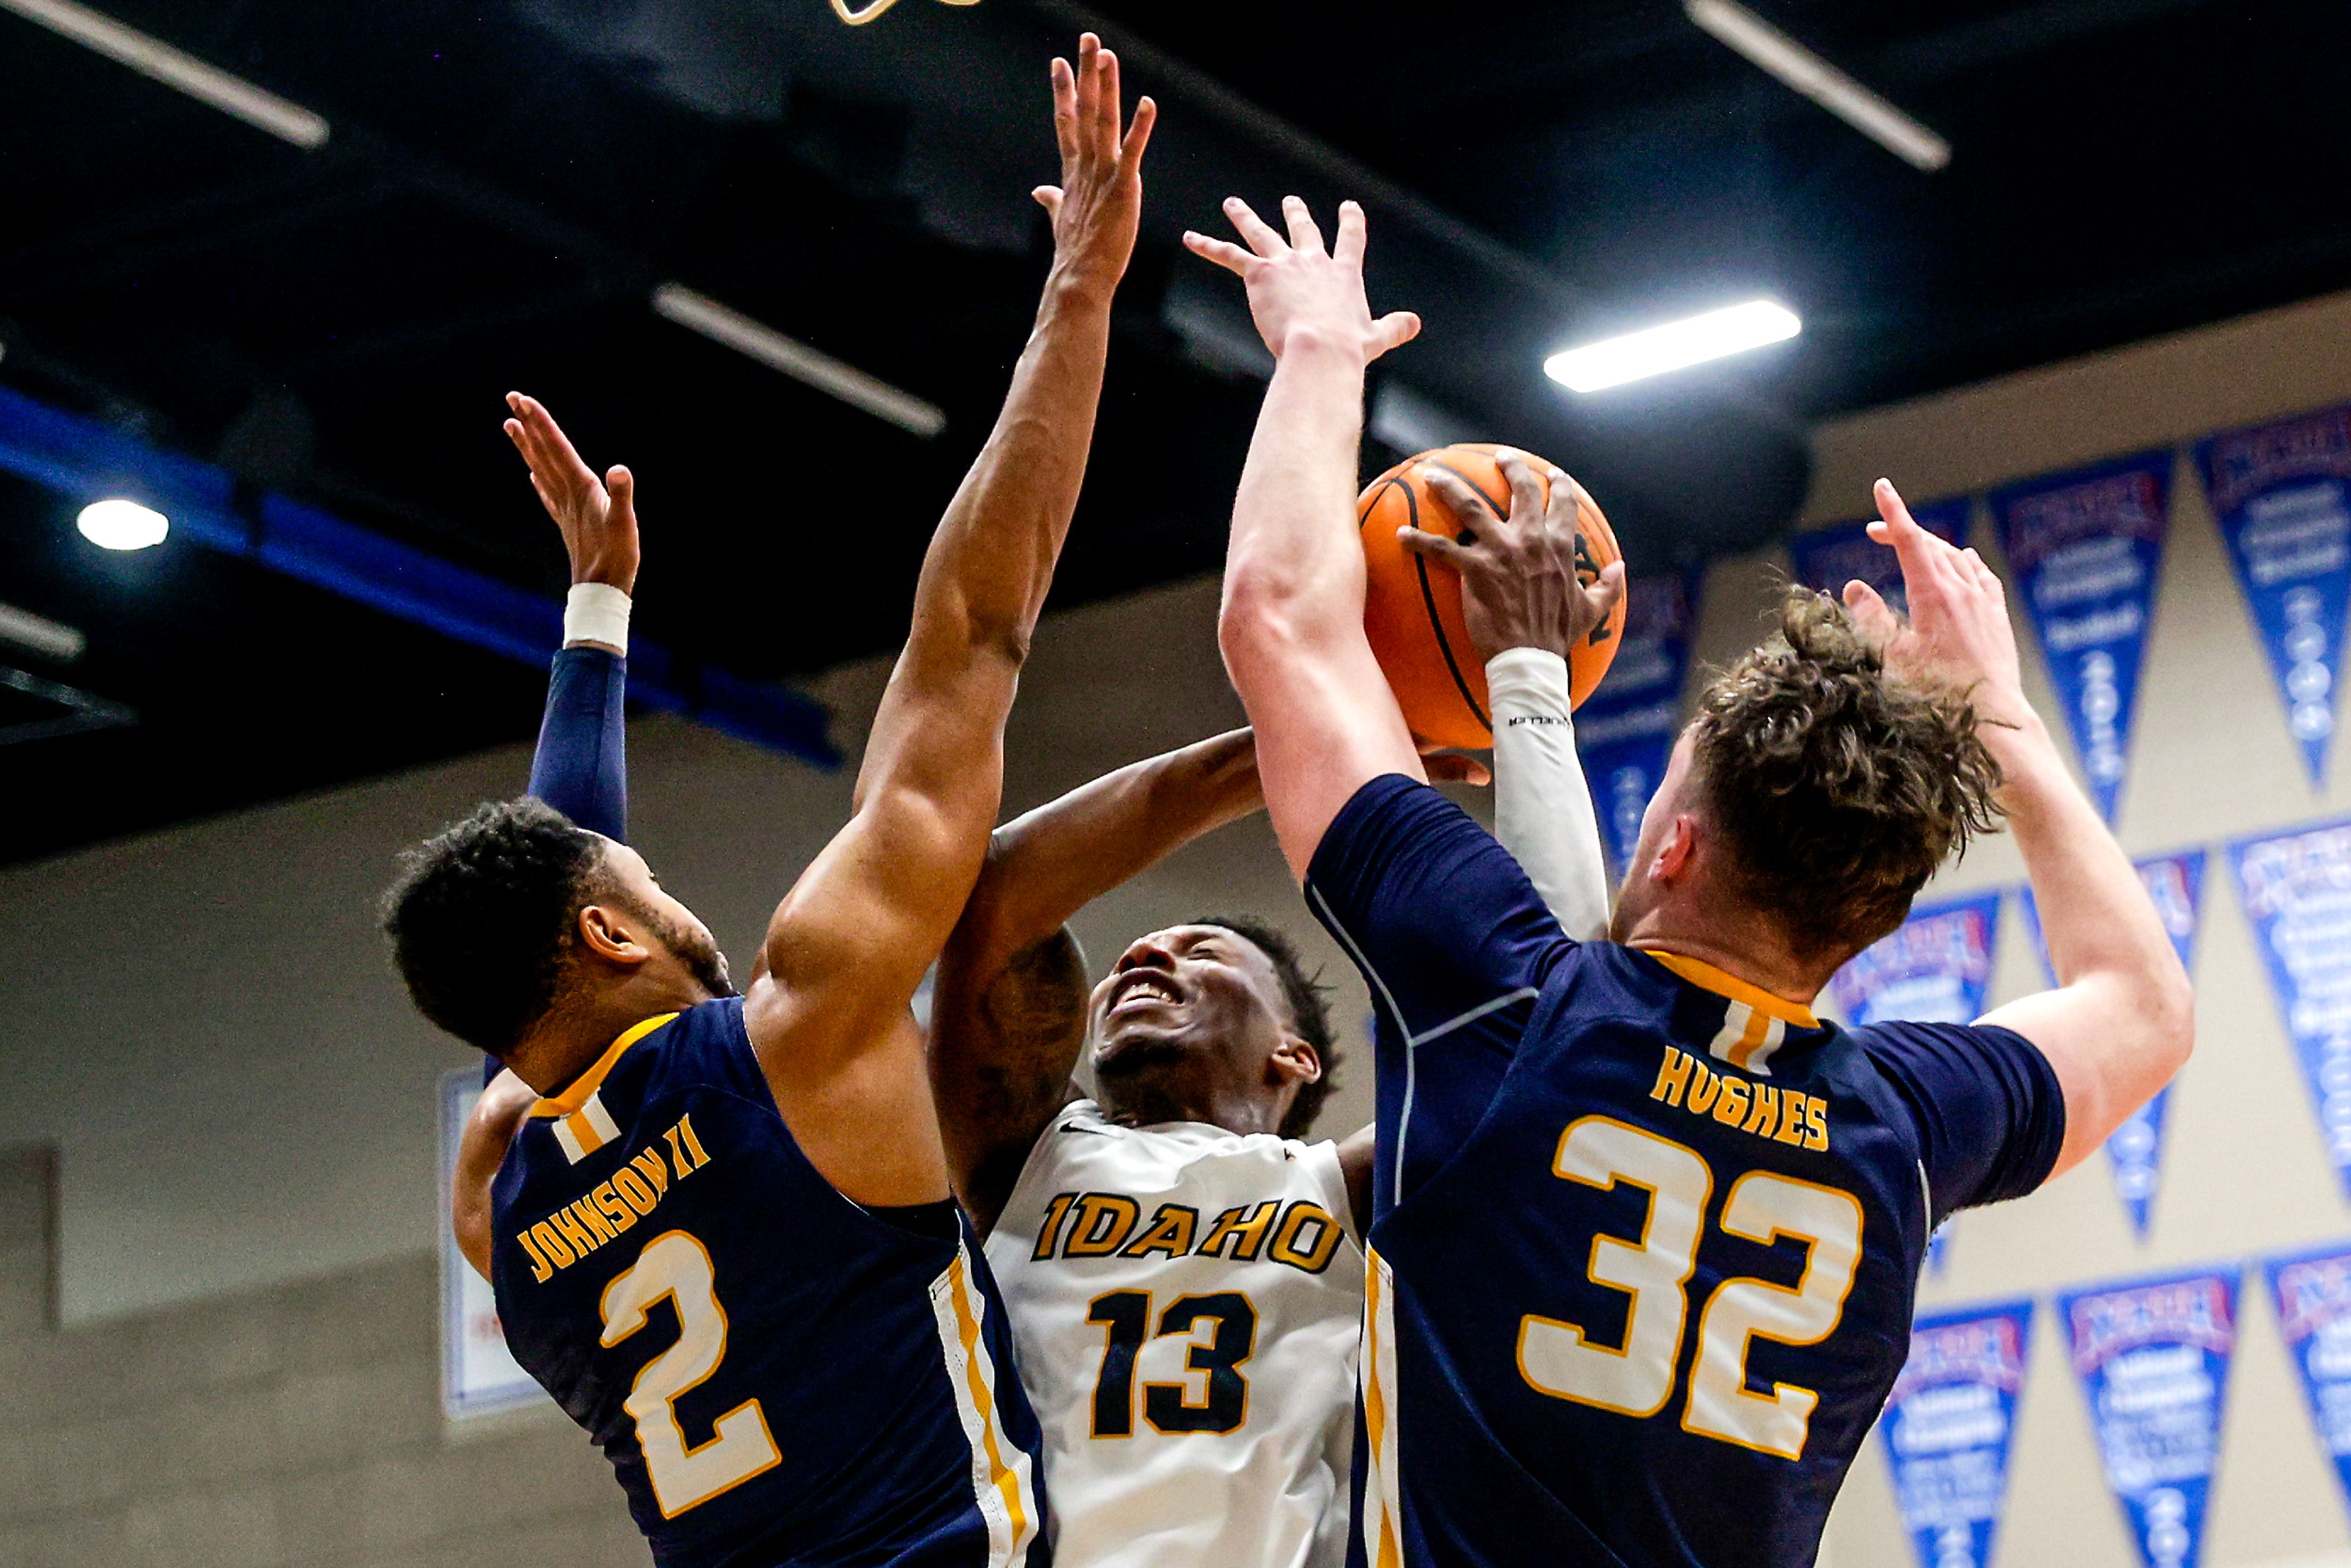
[2,0,2343,863]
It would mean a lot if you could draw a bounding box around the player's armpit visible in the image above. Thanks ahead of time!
[932,927,1090,1234]
[453,1070,537,1281]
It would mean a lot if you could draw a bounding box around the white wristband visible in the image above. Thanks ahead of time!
[563,582,631,655]
[1487,647,1575,734]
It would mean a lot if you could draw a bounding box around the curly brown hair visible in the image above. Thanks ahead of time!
[1688,589,2005,965]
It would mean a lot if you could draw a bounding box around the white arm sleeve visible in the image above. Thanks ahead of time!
[1488,647,1612,939]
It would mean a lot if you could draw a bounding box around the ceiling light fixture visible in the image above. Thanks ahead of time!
[1684,0,1949,172]
[652,284,946,439]
[1545,299,1801,393]
[0,0,330,149]
[0,601,85,662]
[77,498,169,550]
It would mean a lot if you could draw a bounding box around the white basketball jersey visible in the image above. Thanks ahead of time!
[986,1100,1364,1568]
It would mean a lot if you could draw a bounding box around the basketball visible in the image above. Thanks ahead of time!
[1359,443,1625,749]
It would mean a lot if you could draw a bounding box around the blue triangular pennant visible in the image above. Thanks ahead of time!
[1992,452,2173,824]
[2194,409,2351,786]
[2055,1267,2239,1568]
[2019,853,2204,1239]
[2231,820,2351,1200]
[1882,1300,2036,1568]
[1825,891,2002,1028]
[2267,1242,2351,1528]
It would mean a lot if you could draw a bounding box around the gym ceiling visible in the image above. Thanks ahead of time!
[1,0,2340,862]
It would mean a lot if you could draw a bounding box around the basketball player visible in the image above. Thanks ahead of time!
[930,452,1620,1568]
[458,400,1624,1567]
[386,39,1153,1567]
[1191,195,2192,1567]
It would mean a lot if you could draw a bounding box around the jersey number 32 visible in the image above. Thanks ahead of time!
[1517,1116,1863,1461]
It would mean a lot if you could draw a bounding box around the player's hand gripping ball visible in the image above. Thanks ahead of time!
[1359,443,1625,749]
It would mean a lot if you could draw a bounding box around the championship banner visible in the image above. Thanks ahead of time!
[1788,496,1972,616]
[2020,852,2206,1239]
[1575,572,1697,874]
[1992,452,2174,823]
[2057,1267,2240,1568]
[2194,407,2351,785]
[1824,890,2002,1028]
[2267,1242,2351,1525]
[1881,1300,2036,1568]
[439,1069,546,1419]
[2232,820,2351,1196]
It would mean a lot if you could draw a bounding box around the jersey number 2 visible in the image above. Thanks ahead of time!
[600,1229,783,1517]
[1516,1116,1863,1460]
[1087,1290,1256,1436]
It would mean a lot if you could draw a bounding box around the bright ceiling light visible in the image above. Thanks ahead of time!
[1686,0,1948,171]
[77,498,168,551]
[0,0,329,149]
[1545,300,1801,393]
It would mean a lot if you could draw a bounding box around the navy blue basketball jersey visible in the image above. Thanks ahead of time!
[1307,777,2064,1568]
[491,999,1049,1568]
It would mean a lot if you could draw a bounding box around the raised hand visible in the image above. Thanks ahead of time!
[503,392,639,594]
[1183,196,1420,366]
[1035,34,1155,293]
[1847,477,2028,727]
[1408,451,1627,666]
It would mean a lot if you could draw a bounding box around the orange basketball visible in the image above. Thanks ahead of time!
[1359,442,1624,749]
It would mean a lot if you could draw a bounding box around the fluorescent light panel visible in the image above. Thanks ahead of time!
[0,601,84,663]
[1685,0,1948,172]
[653,284,945,439]
[0,0,329,148]
[1545,299,1801,393]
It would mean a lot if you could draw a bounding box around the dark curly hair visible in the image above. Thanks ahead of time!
[1689,589,2004,966]
[381,798,610,1057]
[1193,913,1340,1138]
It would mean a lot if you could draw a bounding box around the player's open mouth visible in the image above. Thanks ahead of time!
[1108,975,1184,1016]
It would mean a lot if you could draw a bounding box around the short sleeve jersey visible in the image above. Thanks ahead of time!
[1306,776,2064,1568]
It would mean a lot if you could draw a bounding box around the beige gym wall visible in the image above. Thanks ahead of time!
[8,285,2351,1564]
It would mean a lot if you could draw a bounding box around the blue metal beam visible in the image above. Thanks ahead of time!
[0,383,839,768]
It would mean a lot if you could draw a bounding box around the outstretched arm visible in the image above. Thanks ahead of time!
[509,392,638,841]
[1190,198,1422,882]
[1854,480,2192,1177]
[933,729,1261,1232]
[741,38,1155,1206]
[1412,456,1624,937]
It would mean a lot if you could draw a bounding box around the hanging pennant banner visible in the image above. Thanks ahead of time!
[1575,572,1697,874]
[2057,1267,2240,1568]
[1825,890,2002,1027]
[2194,408,2351,786]
[1882,1300,2036,1568]
[1788,496,1973,616]
[2232,819,2351,1196]
[1992,452,2174,823]
[2020,852,2206,1239]
[2268,1242,2351,1526]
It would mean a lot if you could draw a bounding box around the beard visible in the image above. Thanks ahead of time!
[638,901,737,999]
